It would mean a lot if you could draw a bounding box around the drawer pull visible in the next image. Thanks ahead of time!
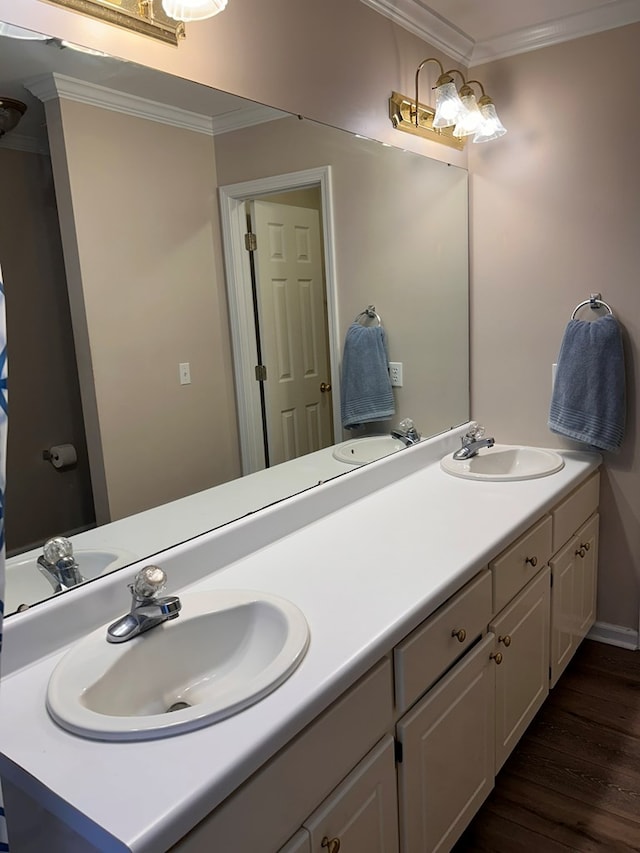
[490,651,503,665]
[451,628,467,643]
[525,556,538,567]
[498,634,512,647]
[575,547,586,559]
[322,837,341,853]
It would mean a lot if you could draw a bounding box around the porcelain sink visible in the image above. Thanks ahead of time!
[46,589,310,741]
[332,435,408,465]
[440,444,565,481]
[5,547,136,614]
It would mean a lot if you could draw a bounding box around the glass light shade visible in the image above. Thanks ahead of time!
[452,93,484,139]
[432,81,464,129]
[473,102,507,143]
[162,0,228,21]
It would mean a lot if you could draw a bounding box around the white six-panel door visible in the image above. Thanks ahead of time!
[251,199,333,465]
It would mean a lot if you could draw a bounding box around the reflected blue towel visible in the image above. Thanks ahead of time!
[341,323,395,429]
[548,314,626,452]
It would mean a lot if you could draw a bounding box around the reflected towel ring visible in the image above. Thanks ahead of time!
[355,305,381,326]
[571,294,614,320]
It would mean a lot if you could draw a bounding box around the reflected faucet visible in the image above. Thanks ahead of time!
[107,565,181,644]
[391,418,421,446]
[452,423,495,460]
[37,536,85,593]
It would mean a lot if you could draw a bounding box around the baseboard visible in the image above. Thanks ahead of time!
[587,621,639,650]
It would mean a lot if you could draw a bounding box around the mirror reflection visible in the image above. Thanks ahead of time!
[0,24,469,615]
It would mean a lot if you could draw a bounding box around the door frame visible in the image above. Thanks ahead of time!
[219,167,341,475]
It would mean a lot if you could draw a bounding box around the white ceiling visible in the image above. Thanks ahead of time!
[361,0,640,64]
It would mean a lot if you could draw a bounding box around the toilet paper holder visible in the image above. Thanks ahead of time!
[43,444,78,470]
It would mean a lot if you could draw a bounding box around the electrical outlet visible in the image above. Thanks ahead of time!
[179,362,191,385]
[389,362,403,387]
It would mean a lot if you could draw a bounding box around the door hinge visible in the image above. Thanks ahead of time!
[394,738,403,764]
[255,364,267,381]
[244,231,257,252]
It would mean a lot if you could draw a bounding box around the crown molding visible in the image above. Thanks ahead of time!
[359,0,474,64]
[469,0,640,65]
[361,0,640,68]
[25,73,216,135]
[23,73,287,136]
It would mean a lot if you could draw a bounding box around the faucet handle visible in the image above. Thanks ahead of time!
[43,536,74,564]
[131,565,167,600]
[466,422,486,439]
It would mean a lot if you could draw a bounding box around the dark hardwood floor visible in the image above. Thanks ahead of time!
[454,639,640,852]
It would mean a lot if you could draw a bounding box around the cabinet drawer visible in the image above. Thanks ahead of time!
[394,570,492,714]
[552,471,599,553]
[173,658,394,853]
[491,516,552,614]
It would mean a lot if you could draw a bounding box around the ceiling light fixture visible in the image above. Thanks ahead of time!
[389,58,507,149]
[0,98,27,138]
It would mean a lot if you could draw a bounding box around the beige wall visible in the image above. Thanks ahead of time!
[215,116,469,439]
[470,24,640,635]
[45,99,240,521]
[0,147,94,549]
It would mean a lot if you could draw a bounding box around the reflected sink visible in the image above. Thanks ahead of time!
[46,589,310,741]
[5,547,137,614]
[333,435,408,465]
[440,445,564,481]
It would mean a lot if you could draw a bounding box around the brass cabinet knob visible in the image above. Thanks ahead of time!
[498,634,512,647]
[525,555,538,567]
[575,547,586,559]
[451,628,467,643]
[581,542,591,552]
[320,382,332,393]
[490,651,503,665]
[321,837,341,853]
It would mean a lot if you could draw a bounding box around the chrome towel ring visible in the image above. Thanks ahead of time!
[571,293,614,320]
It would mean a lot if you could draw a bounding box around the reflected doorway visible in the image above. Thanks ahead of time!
[219,167,341,475]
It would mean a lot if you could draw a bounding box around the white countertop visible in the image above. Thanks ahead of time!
[0,429,600,852]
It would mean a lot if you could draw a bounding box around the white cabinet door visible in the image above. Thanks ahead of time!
[303,736,399,853]
[490,567,550,772]
[396,634,496,853]
[574,513,599,640]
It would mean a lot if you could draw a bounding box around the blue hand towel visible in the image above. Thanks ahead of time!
[341,323,395,429]
[548,314,625,452]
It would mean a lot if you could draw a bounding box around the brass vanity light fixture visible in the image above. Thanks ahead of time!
[44,0,228,44]
[0,98,27,138]
[389,57,507,149]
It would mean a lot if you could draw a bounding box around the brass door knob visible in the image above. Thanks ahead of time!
[525,556,538,567]
[498,634,512,647]
[490,651,503,665]
[451,628,467,643]
[575,547,586,559]
[320,382,332,393]
[321,837,341,853]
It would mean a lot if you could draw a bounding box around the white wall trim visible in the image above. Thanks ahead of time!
[361,0,640,68]
[587,620,639,650]
[470,0,640,65]
[218,167,341,476]
[24,72,286,136]
[360,0,474,64]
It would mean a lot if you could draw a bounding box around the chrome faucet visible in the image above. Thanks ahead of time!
[37,536,85,593]
[107,565,181,644]
[452,423,495,460]
[391,418,421,447]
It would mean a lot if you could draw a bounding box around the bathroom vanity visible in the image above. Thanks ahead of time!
[0,426,601,853]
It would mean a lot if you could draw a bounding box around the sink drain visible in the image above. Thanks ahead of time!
[166,701,191,713]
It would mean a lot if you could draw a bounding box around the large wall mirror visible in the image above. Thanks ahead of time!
[0,22,469,616]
